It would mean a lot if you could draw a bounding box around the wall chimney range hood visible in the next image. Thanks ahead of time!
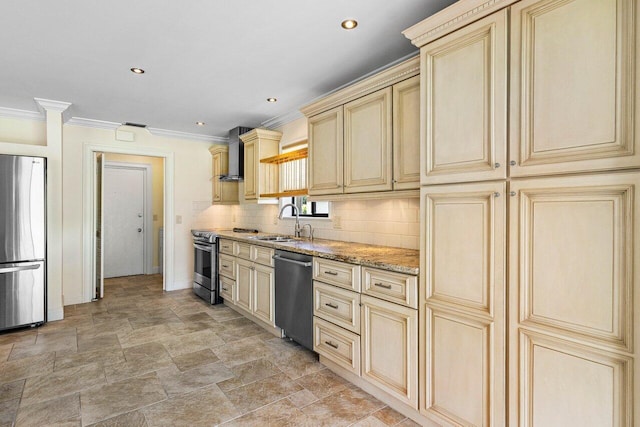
[219,126,254,181]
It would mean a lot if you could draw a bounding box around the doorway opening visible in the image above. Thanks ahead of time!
[82,143,175,304]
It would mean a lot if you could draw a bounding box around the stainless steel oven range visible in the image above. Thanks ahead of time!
[191,230,221,305]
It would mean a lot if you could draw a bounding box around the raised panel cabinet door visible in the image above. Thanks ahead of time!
[308,106,344,195]
[212,151,222,202]
[421,9,507,185]
[361,295,418,409]
[252,263,274,325]
[510,0,639,177]
[235,258,253,313]
[393,75,420,190]
[508,172,640,426]
[344,87,393,193]
[420,181,506,426]
[243,140,257,200]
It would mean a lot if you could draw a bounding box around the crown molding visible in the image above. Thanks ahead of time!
[34,98,72,113]
[262,110,304,130]
[402,0,516,47]
[0,106,45,122]
[300,55,420,117]
[66,117,120,130]
[147,127,227,144]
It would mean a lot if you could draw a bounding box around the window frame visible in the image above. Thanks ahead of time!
[285,196,329,218]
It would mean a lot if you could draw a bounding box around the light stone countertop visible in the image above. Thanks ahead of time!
[214,229,419,275]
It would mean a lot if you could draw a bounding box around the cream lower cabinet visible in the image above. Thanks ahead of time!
[508,172,640,426]
[361,294,418,409]
[220,240,275,327]
[420,181,506,426]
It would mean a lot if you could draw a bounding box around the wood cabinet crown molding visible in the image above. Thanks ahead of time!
[301,56,419,118]
[403,0,517,47]
[238,128,282,143]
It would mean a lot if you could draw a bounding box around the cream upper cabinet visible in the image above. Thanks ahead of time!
[344,87,393,193]
[303,56,421,199]
[393,75,420,190]
[209,145,239,204]
[308,106,344,195]
[508,172,640,426]
[510,0,640,177]
[360,294,418,409]
[420,181,506,426]
[421,10,508,185]
[240,129,281,202]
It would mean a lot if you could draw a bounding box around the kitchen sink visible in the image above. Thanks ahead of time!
[250,235,296,242]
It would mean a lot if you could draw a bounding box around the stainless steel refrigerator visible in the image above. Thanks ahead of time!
[0,154,46,331]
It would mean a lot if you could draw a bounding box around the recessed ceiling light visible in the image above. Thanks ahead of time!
[341,19,358,30]
[130,67,145,74]
[196,121,205,126]
[267,97,277,103]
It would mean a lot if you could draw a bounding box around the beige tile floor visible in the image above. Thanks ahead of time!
[0,275,420,427]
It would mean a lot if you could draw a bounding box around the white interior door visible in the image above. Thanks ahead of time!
[104,165,146,278]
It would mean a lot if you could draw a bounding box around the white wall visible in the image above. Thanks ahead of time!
[192,117,420,250]
[62,125,212,304]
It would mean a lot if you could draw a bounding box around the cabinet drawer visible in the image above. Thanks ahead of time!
[219,239,234,255]
[314,281,360,334]
[219,254,236,279]
[362,267,418,309]
[313,258,361,292]
[219,276,235,302]
[234,242,251,260]
[251,245,275,267]
[313,316,361,376]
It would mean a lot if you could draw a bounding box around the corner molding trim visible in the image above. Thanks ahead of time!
[402,0,517,47]
[0,106,45,122]
[147,127,227,144]
[34,98,72,113]
[66,117,120,130]
[262,110,304,130]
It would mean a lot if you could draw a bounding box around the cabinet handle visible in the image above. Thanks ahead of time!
[325,341,339,349]
[493,192,500,197]
[222,264,229,268]
[510,160,517,166]
[222,287,229,291]
[374,282,392,289]
[494,162,501,168]
[325,302,339,309]
[324,270,338,276]
[510,191,516,197]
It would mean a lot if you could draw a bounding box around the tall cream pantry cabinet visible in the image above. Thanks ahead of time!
[404,0,640,426]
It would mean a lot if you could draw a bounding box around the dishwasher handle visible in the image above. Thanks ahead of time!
[272,254,312,268]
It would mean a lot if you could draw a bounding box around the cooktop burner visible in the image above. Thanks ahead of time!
[232,228,259,233]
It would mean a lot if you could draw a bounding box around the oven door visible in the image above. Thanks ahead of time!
[193,242,212,290]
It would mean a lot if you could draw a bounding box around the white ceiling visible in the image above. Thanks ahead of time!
[0,0,456,139]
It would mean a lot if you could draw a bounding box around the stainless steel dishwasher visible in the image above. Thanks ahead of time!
[273,250,314,351]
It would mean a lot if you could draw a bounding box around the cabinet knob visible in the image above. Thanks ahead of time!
[493,192,500,197]
[510,160,517,166]
[494,163,501,168]
[510,191,516,197]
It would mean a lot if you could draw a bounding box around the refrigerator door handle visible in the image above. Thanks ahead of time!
[0,264,41,274]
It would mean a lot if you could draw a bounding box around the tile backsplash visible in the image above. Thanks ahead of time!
[193,198,420,250]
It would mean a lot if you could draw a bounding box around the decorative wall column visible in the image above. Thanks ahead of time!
[35,98,71,321]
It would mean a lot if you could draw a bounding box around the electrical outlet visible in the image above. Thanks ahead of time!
[176,215,182,225]
[333,215,342,229]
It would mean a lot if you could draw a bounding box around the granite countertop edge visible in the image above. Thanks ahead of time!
[214,230,419,276]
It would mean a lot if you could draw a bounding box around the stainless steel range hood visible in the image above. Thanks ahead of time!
[219,126,254,181]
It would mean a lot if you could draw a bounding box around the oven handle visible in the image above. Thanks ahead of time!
[193,243,213,253]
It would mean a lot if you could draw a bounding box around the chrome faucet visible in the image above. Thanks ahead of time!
[278,203,302,237]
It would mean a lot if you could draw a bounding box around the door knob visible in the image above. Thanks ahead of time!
[137,228,143,232]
